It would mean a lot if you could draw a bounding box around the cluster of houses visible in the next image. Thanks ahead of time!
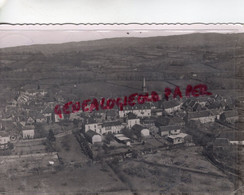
[0,81,240,152]
[82,92,239,148]
[0,89,56,149]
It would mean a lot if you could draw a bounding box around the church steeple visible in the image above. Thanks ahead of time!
[142,77,147,93]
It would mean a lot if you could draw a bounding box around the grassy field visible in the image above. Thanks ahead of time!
[0,163,130,195]
[115,146,234,195]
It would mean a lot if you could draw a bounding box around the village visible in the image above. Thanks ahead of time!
[0,77,242,169]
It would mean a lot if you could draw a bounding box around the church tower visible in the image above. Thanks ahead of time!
[142,77,147,93]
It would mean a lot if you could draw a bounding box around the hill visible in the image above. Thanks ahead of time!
[0,33,243,105]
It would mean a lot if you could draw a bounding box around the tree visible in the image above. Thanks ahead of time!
[47,129,56,142]
[104,133,114,144]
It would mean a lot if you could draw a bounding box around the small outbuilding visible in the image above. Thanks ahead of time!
[22,126,35,139]
[85,130,102,144]
[22,130,35,139]
[114,134,131,146]
[167,133,188,145]
[159,125,181,137]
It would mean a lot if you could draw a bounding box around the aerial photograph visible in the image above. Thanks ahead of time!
[0,27,243,195]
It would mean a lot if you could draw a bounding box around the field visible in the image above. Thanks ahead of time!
[0,163,130,195]
[53,134,89,165]
[112,146,235,195]
[0,33,244,106]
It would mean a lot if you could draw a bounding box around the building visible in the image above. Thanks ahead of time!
[85,130,102,144]
[163,100,182,114]
[0,136,10,145]
[151,108,163,117]
[84,118,101,134]
[155,117,170,127]
[196,96,210,106]
[105,109,118,121]
[22,126,35,139]
[119,103,151,118]
[220,110,239,123]
[187,111,216,123]
[42,104,55,123]
[168,117,185,127]
[101,121,124,134]
[209,109,222,120]
[126,113,140,128]
[192,103,202,112]
[181,99,196,112]
[158,125,181,137]
[140,117,155,128]
[167,133,188,145]
[26,116,35,125]
[0,132,10,149]
[114,134,131,145]
[35,113,46,123]
[132,124,150,137]
[54,113,64,123]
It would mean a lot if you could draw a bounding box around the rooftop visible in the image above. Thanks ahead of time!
[85,130,100,138]
[103,121,122,127]
[122,103,151,111]
[127,112,138,120]
[168,133,188,139]
[159,125,182,132]
[163,100,181,109]
[188,110,212,119]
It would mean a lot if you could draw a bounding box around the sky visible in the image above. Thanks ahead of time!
[0,0,244,23]
[0,24,243,49]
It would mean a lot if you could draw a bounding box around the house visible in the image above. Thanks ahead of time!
[181,99,196,111]
[155,117,170,127]
[140,117,155,128]
[26,116,35,125]
[7,99,18,108]
[168,117,185,126]
[69,112,83,121]
[114,134,131,146]
[22,126,35,139]
[220,110,239,123]
[85,130,102,144]
[158,125,181,137]
[126,113,140,128]
[0,132,10,149]
[84,118,101,133]
[209,109,223,120]
[35,113,46,123]
[0,136,10,144]
[192,103,202,112]
[187,111,216,123]
[101,121,124,134]
[167,133,189,145]
[196,96,210,106]
[163,100,182,114]
[132,124,150,137]
[42,106,54,123]
[119,103,151,118]
[105,109,118,121]
[151,108,163,117]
